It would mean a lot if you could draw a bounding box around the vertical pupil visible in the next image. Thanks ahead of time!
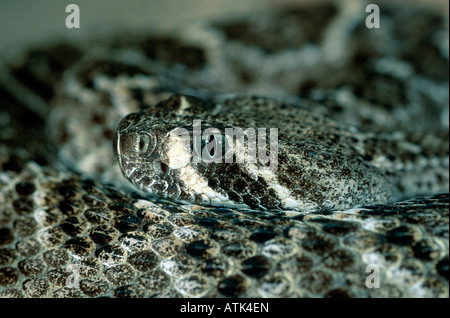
[208,135,215,156]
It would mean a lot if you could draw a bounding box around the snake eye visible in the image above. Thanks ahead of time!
[136,132,156,157]
[206,134,216,157]
[194,132,228,162]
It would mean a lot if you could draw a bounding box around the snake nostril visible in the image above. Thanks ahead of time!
[160,162,169,174]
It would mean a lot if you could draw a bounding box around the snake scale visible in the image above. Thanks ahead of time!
[0,1,449,298]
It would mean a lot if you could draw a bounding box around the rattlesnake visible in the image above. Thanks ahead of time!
[0,0,448,298]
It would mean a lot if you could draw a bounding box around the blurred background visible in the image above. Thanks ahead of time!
[0,0,448,54]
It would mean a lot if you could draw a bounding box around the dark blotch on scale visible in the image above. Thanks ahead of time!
[113,215,142,233]
[386,226,419,246]
[436,257,449,280]
[59,200,81,216]
[60,216,85,236]
[0,248,17,265]
[13,199,34,215]
[15,182,36,197]
[88,225,118,245]
[0,228,14,246]
[241,255,271,278]
[64,237,94,256]
[128,250,159,272]
[185,240,216,258]
[218,274,248,297]
[249,227,277,243]
[84,207,112,225]
[0,267,19,286]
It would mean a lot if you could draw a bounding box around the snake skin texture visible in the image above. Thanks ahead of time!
[114,94,446,212]
[0,0,448,298]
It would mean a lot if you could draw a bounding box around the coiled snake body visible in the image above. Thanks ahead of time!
[0,1,448,297]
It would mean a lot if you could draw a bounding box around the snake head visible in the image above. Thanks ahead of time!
[113,95,245,208]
